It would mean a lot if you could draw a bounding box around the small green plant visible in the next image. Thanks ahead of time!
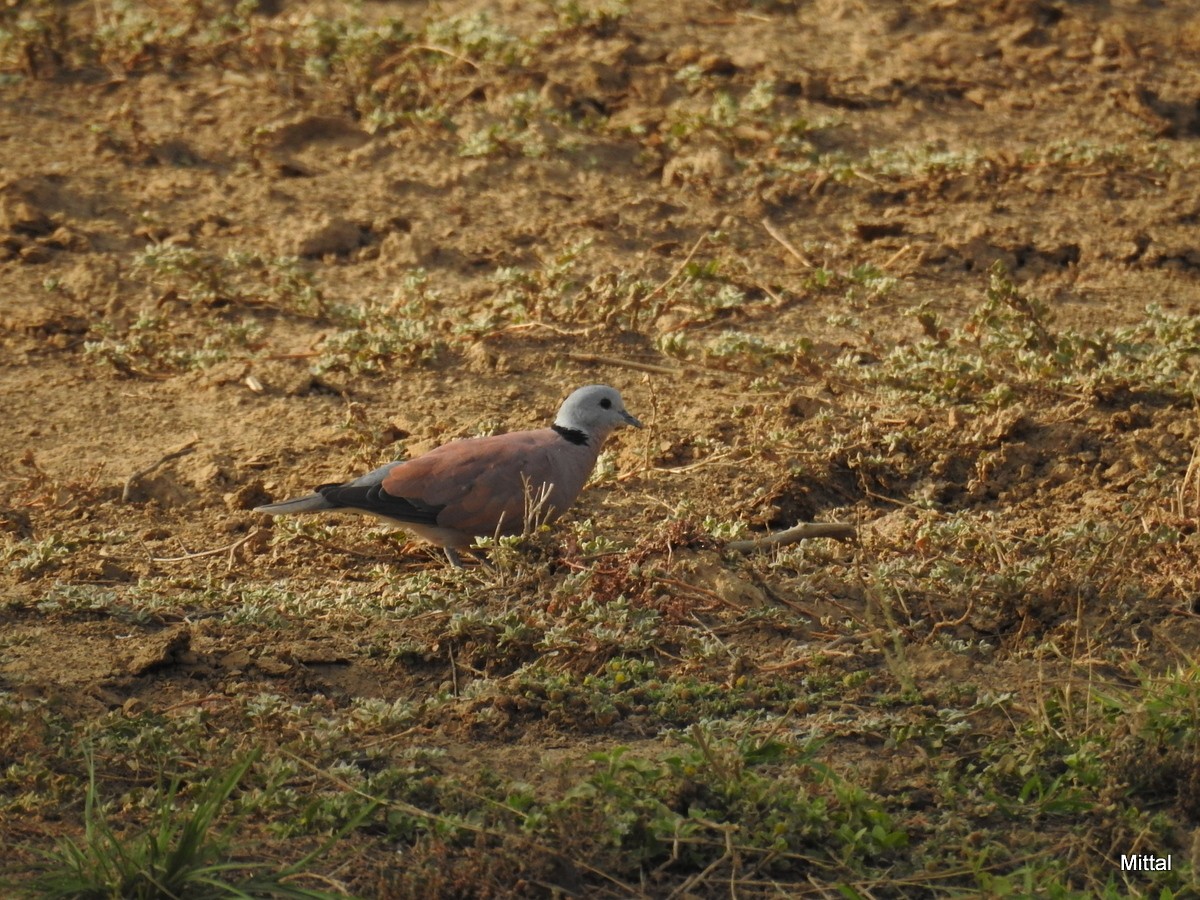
[84,311,266,374]
[860,262,1200,407]
[543,0,629,34]
[26,751,346,899]
[4,533,77,578]
[702,329,812,367]
[132,246,323,315]
[316,293,443,375]
[519,728,906,878]
[1098,664,1200,816]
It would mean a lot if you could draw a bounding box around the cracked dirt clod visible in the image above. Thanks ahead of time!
[122,626,191,677]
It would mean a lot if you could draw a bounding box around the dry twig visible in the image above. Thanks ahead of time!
[761,218,814,268]
[617,449,736,482]
[151,529,259,563]
[377,44,480,72]
[725,522,857,554]
[646,231,710,301]
[122,436,199,502]
[566,352,682,375]
[927,595,976,641]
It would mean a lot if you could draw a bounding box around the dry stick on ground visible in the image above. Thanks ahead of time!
[625,230,710,330]
[487,320,590,339]
[565,352,682,375]
[761,217,814,268]
[646,231,709,303]
[653,575,740,610]
[880,243,913,271]
[565,351,743,380]
[1176,437,1200,517]
[122,436,199,502]
[151,529,259,563]
[927,596,977,642]
[616,448,736,482]
[758,635,870,674]
[373,43,480,75]
[406,43,481,70]
[725,522,857,554]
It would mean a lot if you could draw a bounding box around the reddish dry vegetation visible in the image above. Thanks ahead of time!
[3,1,1200,897]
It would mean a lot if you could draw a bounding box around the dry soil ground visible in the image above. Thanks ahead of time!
[3,0,1200,897]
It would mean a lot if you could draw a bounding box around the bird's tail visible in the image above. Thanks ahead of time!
[253,494,338,515]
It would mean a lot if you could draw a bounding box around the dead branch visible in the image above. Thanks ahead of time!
[122,436,199,502]
[761,217,814,268]
[566,352,682,375]
[151,529,258,563]
[725,522,857,554]
[646,231,709,301]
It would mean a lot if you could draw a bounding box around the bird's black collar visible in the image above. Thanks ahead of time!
[552,424,589,446]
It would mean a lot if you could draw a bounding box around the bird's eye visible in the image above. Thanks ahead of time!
[600,398,613,409]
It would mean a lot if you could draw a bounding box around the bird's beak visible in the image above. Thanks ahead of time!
[622,410,644,428]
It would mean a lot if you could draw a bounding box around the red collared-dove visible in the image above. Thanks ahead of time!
[254,384,643,566]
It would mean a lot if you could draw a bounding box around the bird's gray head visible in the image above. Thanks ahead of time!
[554,384,643,443]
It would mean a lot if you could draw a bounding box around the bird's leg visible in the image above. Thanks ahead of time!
[444,548,465,568]
[467,547,496,570]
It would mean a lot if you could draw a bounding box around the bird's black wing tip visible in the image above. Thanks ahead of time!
[317,483,443,525]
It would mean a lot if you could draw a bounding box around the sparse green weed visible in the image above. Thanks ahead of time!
[25,751,345,899]
[861,262,1200,408]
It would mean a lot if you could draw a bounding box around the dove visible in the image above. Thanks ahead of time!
[254,384,643,566]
